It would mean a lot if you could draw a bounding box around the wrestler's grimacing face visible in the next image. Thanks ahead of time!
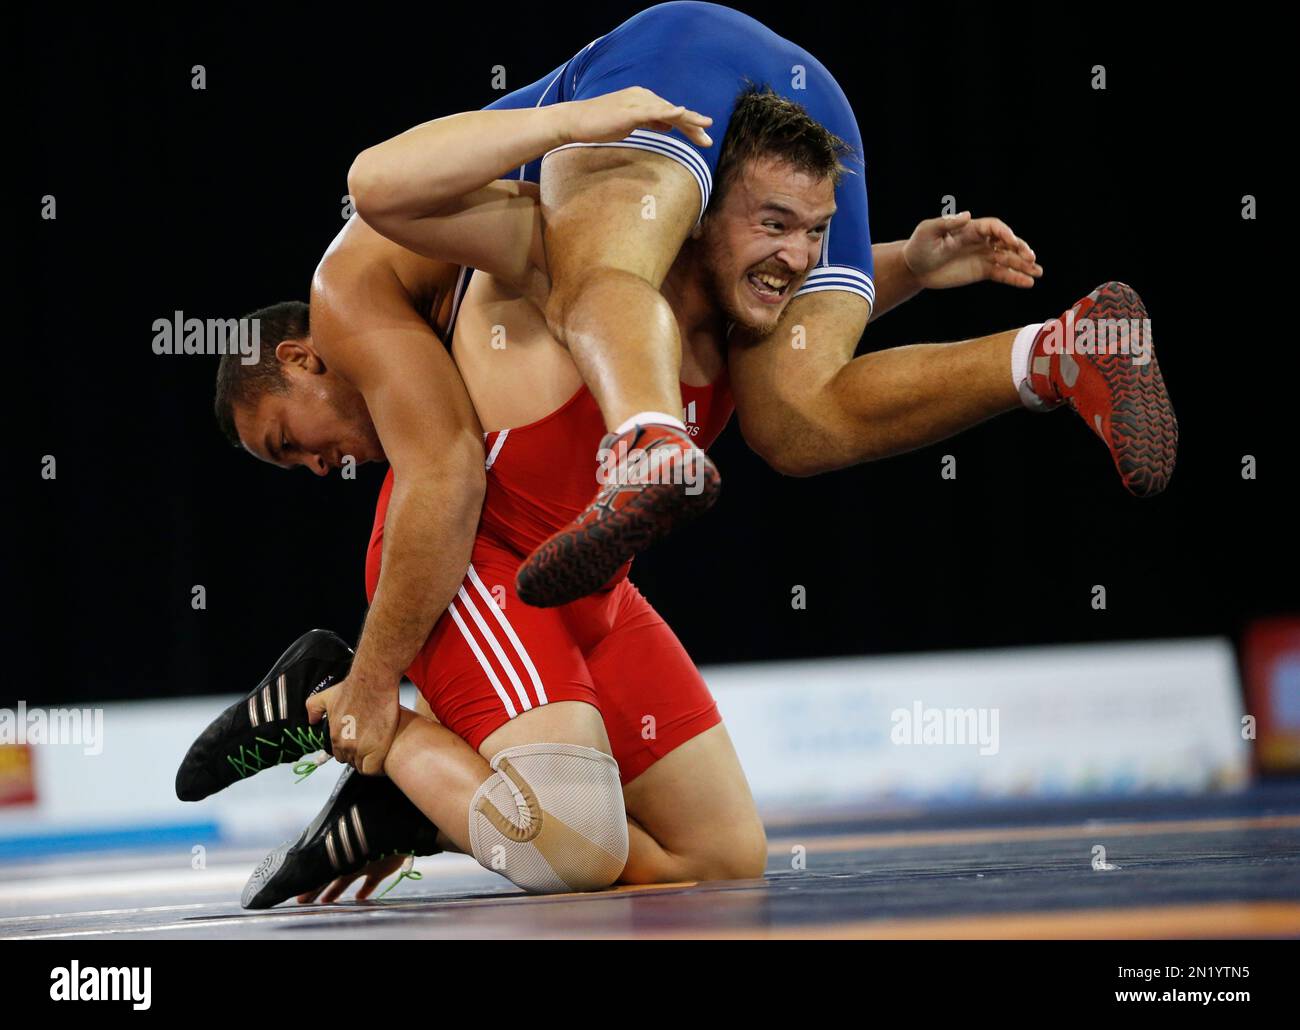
[234,342,385,476]
[697,156,837,336]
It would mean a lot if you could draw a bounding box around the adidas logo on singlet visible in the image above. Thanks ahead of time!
[682,400,700,437]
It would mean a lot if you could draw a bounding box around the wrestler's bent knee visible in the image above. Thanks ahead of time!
[544,265,665,339]
[469,743,628,893]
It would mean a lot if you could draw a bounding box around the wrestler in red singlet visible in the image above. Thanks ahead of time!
[366,370,733,784]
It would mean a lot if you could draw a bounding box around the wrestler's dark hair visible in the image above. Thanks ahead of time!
[213,300,310,447]
[708,84,858,213]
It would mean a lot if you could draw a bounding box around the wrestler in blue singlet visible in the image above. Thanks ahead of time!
[486,1,876,310]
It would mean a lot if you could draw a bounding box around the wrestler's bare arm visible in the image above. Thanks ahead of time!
[310,237,486,704]
[346,87,711,302]
[869,218,1038,323]
[868,242,925,321]
[352,175,550,306]
[728,210,1042,474]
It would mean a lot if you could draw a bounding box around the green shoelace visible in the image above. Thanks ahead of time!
[225,724,329,779]
[292,752,333,782]
[375,853,423,899]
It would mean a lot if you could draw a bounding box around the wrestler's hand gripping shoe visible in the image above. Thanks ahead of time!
[241,765,443,909]
[1023,281,1178,497]
[175,629,350,802]
[517,422,721,607]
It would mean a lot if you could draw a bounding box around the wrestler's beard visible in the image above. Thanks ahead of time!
[701,241,785,338]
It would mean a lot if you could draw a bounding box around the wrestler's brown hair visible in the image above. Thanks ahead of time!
[708,84,858,213]
[213,300,309,447]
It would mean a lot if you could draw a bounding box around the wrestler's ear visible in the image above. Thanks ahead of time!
[275,337,325,374]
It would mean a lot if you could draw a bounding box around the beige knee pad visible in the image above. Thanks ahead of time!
[469,743,628,893]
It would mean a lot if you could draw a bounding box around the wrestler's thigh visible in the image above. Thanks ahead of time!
[539,147,700,288]
[479,699,611,762]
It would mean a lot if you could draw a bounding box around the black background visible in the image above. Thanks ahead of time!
[14,2,1293,705]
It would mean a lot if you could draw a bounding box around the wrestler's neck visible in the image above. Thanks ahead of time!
[662,239,728,345]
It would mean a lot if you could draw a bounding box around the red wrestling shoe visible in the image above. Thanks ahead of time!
[1025,281,1178,497]
[516,423,721,607]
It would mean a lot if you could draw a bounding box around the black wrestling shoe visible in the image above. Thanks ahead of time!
[241,766,443,909]
[175,629,351,802]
